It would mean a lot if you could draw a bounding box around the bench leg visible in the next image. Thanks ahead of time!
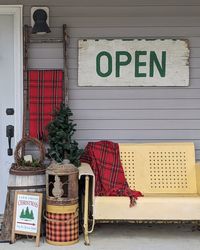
[84,175,90,245]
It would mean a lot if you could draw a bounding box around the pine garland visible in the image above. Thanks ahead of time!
[47,103,83,167]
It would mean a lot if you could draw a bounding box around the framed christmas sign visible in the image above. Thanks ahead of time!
[11,191,43,247]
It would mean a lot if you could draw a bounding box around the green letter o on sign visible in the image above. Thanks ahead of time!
[96,51,112,77]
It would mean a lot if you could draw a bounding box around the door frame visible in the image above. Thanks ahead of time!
[0,5,23,144]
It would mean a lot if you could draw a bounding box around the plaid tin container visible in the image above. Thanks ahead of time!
[46,203,79,245]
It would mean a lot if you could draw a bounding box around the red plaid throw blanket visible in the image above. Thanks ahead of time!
[80,141,142,207]
[29,70,63,140]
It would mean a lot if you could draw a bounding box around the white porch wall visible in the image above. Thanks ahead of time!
[0,0,200,159]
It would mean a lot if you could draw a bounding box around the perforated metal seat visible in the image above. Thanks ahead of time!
[79,142,200,245]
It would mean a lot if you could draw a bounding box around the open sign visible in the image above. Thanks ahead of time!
[78,39,189,87]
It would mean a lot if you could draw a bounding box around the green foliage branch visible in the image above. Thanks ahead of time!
[47,103,83,167]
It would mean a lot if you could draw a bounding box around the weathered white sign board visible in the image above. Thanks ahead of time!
[78,39,189,86]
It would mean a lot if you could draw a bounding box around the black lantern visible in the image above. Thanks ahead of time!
[32,9,51,34]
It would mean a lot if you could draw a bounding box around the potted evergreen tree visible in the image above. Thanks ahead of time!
[45,103,81,205]
[46,103,83,167]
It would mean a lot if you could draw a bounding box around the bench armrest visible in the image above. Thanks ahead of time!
[78,163,95,244]
[196,162,200,194]
[78,163,95,210]
[79,162,95,179]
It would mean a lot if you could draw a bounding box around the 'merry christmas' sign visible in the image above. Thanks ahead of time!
[78,39,189,86]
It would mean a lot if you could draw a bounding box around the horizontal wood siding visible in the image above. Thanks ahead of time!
[0,0,199,159]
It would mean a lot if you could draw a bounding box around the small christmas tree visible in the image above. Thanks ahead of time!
[25,206,30,218]
[47,103,83,167]
[30,210,34,220]
[20,209,25,219]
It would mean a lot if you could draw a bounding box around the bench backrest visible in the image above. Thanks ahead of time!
[119,143,196,194]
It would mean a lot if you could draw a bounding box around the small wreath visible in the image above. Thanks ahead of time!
[14,136,45,167]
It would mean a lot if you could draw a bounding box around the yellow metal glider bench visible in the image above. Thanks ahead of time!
[79,142,200,245]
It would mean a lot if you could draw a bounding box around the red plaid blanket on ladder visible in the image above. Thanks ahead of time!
[81,141,142,207]
[28,70,63,141]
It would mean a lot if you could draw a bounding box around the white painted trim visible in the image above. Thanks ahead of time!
[0,6,23,145]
